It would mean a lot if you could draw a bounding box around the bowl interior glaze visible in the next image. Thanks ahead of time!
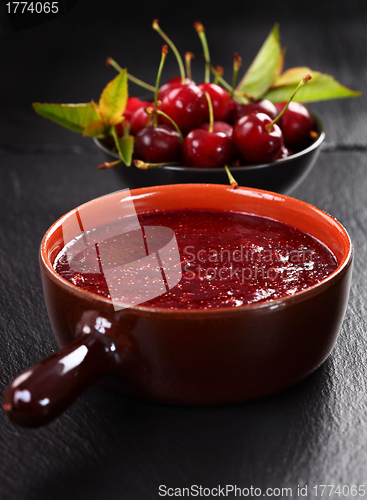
[42,183,351,313]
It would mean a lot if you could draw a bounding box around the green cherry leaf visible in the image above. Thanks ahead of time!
[111,127,134,166]
[116,135,134,166]
[82,120,107,138]
[269,67,322,87]
[90,100,102,118]
[109,115,125,126]
[236,24,283,100]
[263,70,361,103]
[32,102,101,133]
[99,69,128,124]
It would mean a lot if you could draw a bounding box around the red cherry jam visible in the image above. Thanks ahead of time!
[54,209,338,309]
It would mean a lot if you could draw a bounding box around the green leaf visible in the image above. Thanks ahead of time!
[263,72,361,103]
[270,67,322,87]
[99,69,128,124]
[82,120,107,137]
[32,103,100,133]
[236,24,283,100]
[116,135,134,166]
[111,127,134,166]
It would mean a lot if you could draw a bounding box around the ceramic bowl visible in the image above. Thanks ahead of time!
[3,183,352,426]
[94,114,325,194]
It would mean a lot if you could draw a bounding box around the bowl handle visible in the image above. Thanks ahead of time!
[2,313,121,427]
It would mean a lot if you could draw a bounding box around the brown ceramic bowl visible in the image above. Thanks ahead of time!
[3,184,353,427]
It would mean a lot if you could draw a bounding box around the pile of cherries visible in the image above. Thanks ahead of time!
[111,22,318,170]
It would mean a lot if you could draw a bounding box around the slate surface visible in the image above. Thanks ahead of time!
[0,1,367,499]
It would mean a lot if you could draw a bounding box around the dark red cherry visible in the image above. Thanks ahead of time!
[124,97,151,120]
[230,99,278,124]
[232,112,283,164]
[200,121,233,138]
[228,99,237,118]
[274,145,293,160]
[160,84,206,135]
[198,83,231,121]
[115,123,124,138]
[200,121,237,160]
[130,104,155,135]
[116,97,151,137]
[274,101,314,150]
[158,76,194,101]
[182,129,233,168]
[134,125,182,163]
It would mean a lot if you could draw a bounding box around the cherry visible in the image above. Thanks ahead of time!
[130,104,155,135]
[232,75,313,164]
[158,76,194,101]
[134,125,182,163]
[183,129,233,168]
[198,83,231,121]
[229,99,278,124]
[133,44,183,165]
[274,101,314,150]
[124,97,151,121]
[115,97,152,137]
[160,84,207,135]
[275,145,292,160]
[200,120,233,138]
[182,92,233,168]
[115,123,124,138]
[152,20,206,135]
[228,99,238,121]
[232,112,283,164]
[200,121,238,160]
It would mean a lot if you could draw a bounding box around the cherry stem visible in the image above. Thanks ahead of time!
[153,45,168,126]
[194,21,210,83]
[134,159,180,170]
[224,165,238,189]
[204,91,214,134]
[149,108,184,142]
[185,52,194,82]
[310,130,319,140]
[231,53,242,99]
[98,159,123,170]
[152,19,186,85]
[241,92,256,102]
[106,57,155,93]
[214,66,223,85]
[143,107,155,129]
[265,74,312,132]
[206,61,249,104]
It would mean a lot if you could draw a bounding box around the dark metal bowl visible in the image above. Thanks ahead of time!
[94,114,325,194]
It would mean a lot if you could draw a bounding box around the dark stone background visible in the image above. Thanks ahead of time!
[0,1,367,499]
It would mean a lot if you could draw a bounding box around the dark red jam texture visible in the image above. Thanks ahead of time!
[54,209,338,309]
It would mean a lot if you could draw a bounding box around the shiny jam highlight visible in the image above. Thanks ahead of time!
[54,209,338,309]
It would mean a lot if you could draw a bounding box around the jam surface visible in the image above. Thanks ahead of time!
[54,209,338,309]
